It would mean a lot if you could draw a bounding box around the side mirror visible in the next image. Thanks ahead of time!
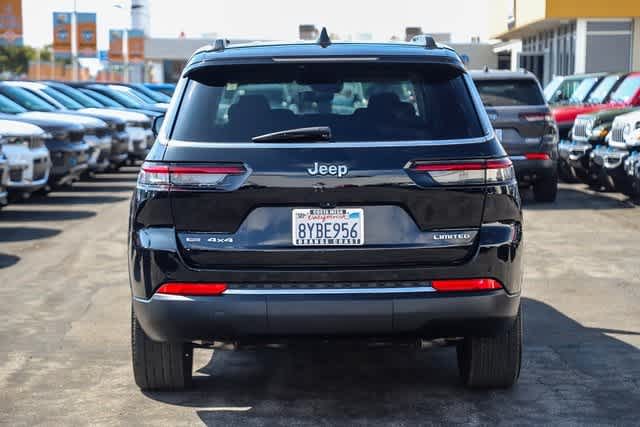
[152,115,165,137]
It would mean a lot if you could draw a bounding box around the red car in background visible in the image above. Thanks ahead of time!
[552,73,625,138]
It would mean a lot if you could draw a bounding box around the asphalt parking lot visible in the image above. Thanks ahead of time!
[0,166,639,426]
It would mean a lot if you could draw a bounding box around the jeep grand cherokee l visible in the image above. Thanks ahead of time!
[129,37,524,390]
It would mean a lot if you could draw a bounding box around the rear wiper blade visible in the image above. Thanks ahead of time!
[251,126,331,143]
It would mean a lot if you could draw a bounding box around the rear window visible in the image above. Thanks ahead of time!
[473,79,545,107]
[171,63,484,142]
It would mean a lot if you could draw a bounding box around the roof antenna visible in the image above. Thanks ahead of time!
[212,38,229,52]
[483,64,489,72]
[317,27,331,48]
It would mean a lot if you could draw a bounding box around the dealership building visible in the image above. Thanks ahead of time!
[490,0,640,85]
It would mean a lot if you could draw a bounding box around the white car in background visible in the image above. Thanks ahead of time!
[614,109,640,195]
[0,119,51,197]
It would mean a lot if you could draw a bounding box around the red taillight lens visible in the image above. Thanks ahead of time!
[138,163,246,190]
[431,278,502,292]
[170,166,245,175]
[524,153,551,160]
[409,158,514,185]
[156,282,228,296]
[411,162,485,172]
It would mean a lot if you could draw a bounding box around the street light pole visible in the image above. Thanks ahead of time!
[71,0,78,80]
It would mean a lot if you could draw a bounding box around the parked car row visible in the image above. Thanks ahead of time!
[0,81,173,208]
[544,71,640,196]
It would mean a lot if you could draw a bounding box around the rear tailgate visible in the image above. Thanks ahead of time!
[164,141,494,269]
[487,105,550,156]
[160,60,500,270]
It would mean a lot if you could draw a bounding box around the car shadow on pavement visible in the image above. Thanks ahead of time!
[0,227,61,243]
[86,175,138,183]
[29,195,128,205]
[0,253,19,269]
[59,185,136,193]
[522,185,636,210]
[142,298,640,425]
[0,209,96,222]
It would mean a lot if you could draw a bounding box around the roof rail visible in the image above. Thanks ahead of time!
[410,34,437,49]
[317,27,331,48]
[212,38,230,52]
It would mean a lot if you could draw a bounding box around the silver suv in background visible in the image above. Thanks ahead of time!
[471,69,559,202]
[0,119,51,198]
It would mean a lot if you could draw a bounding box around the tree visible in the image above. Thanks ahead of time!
[0,45,56,76]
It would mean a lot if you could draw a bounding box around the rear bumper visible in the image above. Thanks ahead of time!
[510,156,556,184]
[130,222,524,342]
[134,290,520,342]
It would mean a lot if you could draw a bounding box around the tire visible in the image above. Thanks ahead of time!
[131,308,193,390]
[533,174,558,202]
[613,176,633,197]
[457,307,522,389]
[557,161,579,183]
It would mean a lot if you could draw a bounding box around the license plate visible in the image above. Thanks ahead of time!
[495,128,503,141]
[292,208,364,246]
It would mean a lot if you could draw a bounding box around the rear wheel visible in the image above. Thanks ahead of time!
[457,307,522,389]
[533,174,558,202]
[131,308,193,390]
[557,161,579,183]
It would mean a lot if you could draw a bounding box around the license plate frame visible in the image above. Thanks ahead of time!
[292,208,364,246]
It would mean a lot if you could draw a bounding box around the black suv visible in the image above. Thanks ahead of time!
[471,70,559,202]
[129,35,524,390]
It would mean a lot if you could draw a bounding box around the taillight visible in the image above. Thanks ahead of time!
[431,278,502,292]
[524,153,551,161]
[156,282,228,296]
[519,112,553,122]
[408,158,514,185]
[138,162,247,191]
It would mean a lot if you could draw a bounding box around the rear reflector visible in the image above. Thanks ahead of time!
[138,163,246,190]
[156,282,228,296]
[431,279,502,292]
[524,153,551,160]
[409,158,514,185]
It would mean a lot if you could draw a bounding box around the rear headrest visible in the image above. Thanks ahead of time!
[228,95,270,122]
[367,92,401,113]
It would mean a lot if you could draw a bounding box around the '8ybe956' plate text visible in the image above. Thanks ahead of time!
[292,208,364,246]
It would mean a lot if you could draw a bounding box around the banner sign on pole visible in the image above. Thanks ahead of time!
[53,12,72,58]
[76,12,97,58]
[108,29,124,63]
[0,0,23,46]
[127,29,145,63]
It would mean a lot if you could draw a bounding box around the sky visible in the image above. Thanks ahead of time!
[22,0,491,50]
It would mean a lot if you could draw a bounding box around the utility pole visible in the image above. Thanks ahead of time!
[71,0,79,80]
